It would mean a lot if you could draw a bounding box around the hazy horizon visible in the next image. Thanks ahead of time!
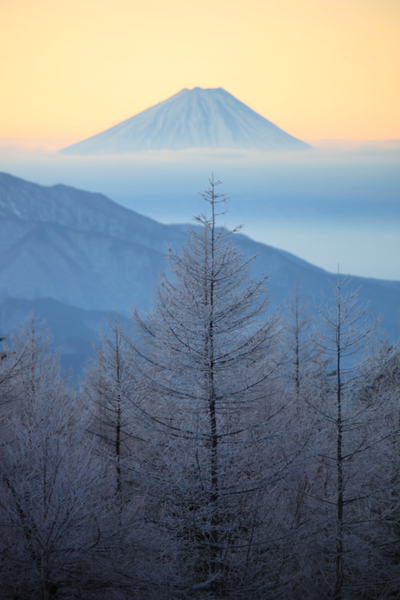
[1,0,399,283]
[1,139,398,281]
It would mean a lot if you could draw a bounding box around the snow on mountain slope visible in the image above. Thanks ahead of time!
[1,172,398,343]
[61,87,311,155]
[0,172,184,253]
[2,172,397,380]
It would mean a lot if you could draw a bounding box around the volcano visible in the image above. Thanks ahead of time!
[60,87,311,155]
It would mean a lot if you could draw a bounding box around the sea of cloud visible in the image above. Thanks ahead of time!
[0,140,399,280]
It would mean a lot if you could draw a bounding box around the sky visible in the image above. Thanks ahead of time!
[0,0,399,281]
[1,0,400,142]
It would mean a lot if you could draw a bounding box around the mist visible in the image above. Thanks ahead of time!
[1,139,399,280]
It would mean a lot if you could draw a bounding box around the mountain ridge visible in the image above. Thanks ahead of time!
[1,171,398,378]
[0,171,184,253]
[0,170,398,324]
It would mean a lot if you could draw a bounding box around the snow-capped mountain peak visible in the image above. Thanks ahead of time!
[61,87,311,155]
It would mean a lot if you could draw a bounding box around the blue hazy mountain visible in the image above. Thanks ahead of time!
[60,87,311,155]
[1,172,398,378]
[0,297,115,380]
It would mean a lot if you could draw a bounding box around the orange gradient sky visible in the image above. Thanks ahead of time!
[1,0,399,141]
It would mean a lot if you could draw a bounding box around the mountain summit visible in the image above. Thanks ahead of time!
[61,87,311,155]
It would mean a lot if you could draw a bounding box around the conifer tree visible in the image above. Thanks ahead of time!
[283,279,315,395]
[309,274,390,600]
[83,315,136,499]
[128,178,290,597]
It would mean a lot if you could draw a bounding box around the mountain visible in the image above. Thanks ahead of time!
[0,297,116,381]
[0,172,186,311]
[60,87,311,155]
[1,172,398,378]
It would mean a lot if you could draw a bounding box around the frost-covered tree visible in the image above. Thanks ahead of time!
[128,178,293,597]
[83,315,136,499]
[303,274,393,600]
[283,279,315,395]
[0,317,116,599]
[0,334,26,406]
[355,337,400,598]
[1,314,61,407]
[81,315,159,597]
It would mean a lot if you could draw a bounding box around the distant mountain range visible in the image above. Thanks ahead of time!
[61,87,311,155]
[1,172,398,379]
[0,297,114,379]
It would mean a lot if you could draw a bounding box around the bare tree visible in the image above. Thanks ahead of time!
[0,316,114,599]
[283,279,315,395]
[308,273,390,600]
[0,333,28,407]
[83,315,136,499]
[127,178,292,597]
[355,337,400,598]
